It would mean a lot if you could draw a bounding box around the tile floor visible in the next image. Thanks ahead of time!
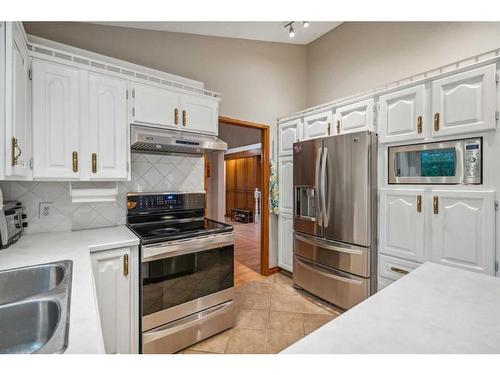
[181,272,342,354]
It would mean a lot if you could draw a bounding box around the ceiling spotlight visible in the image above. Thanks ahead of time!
[289,24,295,38]
[303,21,310,28]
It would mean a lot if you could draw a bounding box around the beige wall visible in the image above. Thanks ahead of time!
[306,22,500,106]
[23,22,307,127]
[219,122,261,149]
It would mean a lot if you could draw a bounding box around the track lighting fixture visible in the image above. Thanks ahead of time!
[289,23,295,38]
[303,21,310,28]
[284,21,311,38]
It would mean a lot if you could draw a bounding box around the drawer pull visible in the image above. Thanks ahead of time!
[390,266,409,275]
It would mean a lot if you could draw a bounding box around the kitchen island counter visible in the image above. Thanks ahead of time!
[283,262,500,354]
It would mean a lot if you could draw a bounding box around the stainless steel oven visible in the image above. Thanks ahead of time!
[388,137,482,185]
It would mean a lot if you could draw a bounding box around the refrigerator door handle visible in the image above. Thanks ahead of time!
[321,147,329,227]
[315,146,323,227]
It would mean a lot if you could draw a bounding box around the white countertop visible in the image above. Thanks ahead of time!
[0,226,139,354]
[283,262,500,354]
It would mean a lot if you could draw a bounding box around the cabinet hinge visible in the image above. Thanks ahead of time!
[29,158,33,170]
[496,111,499,121]
[496,260,499,273]
[28,68,32,80]
[126,90,129,100]
[132,88,135,98]
[495,201,499,211]
[496,73,499,84]
[132,107,135,117]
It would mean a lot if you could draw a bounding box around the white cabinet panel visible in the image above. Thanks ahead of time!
[335,98,374,134]
[278,155,294,213]
[303,111,331,139]
[379,254,421,282]
[88,72,128,180]
[4,22,30,178]
[379,188,425,262]
[278,119,301,155]
[378,85,425,143]
[91,246,138,354]
[278,213,294,272]
[180,94,218,135]
[32,59,80,179]
[432,64,496,137]
[133,83,180,129]
[430,190,495,275]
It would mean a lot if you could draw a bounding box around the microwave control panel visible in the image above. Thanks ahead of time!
[463,138,482,184]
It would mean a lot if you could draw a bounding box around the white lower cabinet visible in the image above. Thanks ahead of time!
[429,189,495,275]
[278,156,294,212]
[379,188,425,263]
[278,213,294,272]
[91,246,139,354]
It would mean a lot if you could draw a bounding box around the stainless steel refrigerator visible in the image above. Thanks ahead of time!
[292,131,377,310]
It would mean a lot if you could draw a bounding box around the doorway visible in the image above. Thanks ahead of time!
[217,116,273,285]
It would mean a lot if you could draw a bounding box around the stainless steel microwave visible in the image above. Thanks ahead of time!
[388,138,482,185]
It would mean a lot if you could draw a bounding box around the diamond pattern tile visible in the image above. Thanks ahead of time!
[0,155,204,234]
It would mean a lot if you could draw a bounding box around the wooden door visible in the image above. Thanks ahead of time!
[225,155,261,216]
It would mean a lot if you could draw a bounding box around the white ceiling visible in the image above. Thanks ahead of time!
[90,22,343,45]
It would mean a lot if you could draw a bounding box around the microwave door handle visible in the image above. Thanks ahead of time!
[321,147,329,227]
[315,146,323,227]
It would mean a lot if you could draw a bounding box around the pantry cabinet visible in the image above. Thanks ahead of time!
[378,85,425,144]
[431,64,497,138]
[132,83,218,135]
[429,189,495,275]
[32,59,81,179]
[88,72,128,180]
[278,155,294,213]
[303,111,332,139]
[379,188,426,263]
[4,22,31,178]
[278,213,294,272]
[335,98,374,134]
[91,246,139,354]
[278,119,302,155]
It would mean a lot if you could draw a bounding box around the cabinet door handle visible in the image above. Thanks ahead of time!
[182,110,186,126]
[72,151,78,173]
[336,120,340,134]
[434,113,440,131]
[123,254,129,276]
[11,137,22,167]
[174,108,179,125]
[92,153,97,173]
[390,266,409,275]
[417,116,423,134]
[416,194,422,213]
[433,196,439,214]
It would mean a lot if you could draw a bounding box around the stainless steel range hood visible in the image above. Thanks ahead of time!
[130,124,227,156]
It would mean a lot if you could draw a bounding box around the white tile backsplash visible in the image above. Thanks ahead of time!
[0,154,205,234]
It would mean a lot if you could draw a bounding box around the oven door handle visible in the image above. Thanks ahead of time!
[142,233,234,262]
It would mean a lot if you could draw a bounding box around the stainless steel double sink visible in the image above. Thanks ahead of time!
[0,260,72,354]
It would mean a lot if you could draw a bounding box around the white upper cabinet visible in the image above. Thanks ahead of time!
[4,22,31,178]
[278,155,294,213]
[303,111,332,139]
[335,98,374,134]
[180,94,218,135]
[133,83,180,129]
[429,189,495,275]
[379,188,425,263]
[278,213,294,272]
[278,119,302,155]
[88,72,128,180]
[32,59,81,180]
[431,64,497,138]
[378,85,425,143]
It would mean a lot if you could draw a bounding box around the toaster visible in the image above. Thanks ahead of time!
[0,201,27,249]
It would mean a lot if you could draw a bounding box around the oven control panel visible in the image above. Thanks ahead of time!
[127,192,205,212]
[463,138,481,184]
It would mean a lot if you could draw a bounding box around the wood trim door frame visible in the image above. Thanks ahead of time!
[219,116,272,276]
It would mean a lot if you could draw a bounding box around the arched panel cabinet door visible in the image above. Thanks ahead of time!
[278,119,302,155]
[431,64,497,138]
[429,189,495,275]
[378,85,425,144]
[334,98,374,135]
[303,111,332,140]
[379,188,425,263]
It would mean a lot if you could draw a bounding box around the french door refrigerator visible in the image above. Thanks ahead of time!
[292,131,377,310]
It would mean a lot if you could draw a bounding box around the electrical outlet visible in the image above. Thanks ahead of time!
[39,202,54,219]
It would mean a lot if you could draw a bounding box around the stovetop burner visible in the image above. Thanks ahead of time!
[149,227,181,236]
